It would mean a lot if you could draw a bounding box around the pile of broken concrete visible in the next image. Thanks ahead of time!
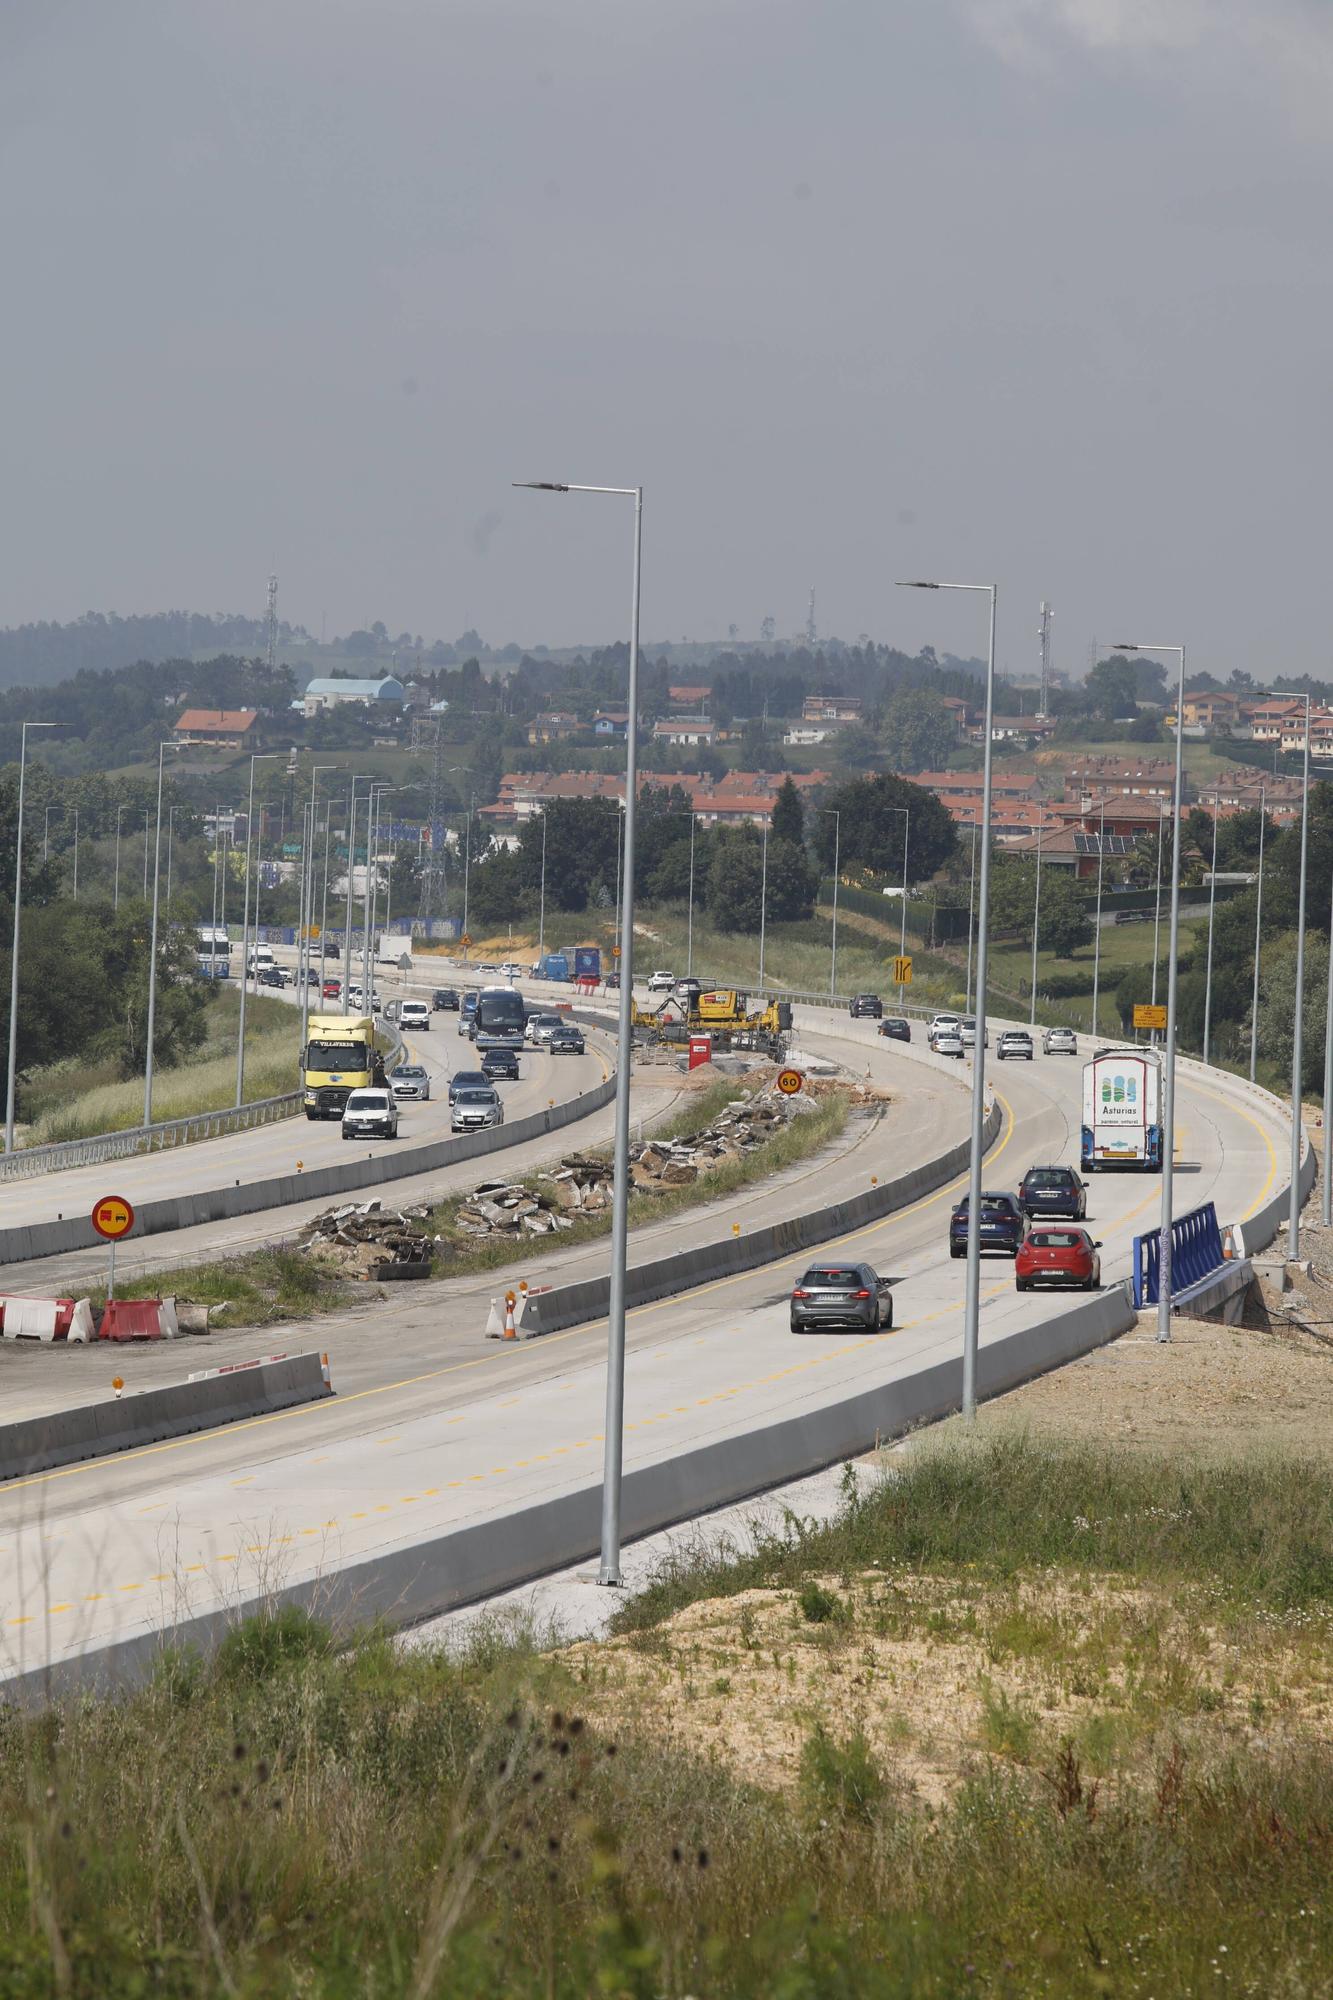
[296,1198,439,1279]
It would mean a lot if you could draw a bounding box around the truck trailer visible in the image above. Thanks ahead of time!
[1081,1045,1163,1172]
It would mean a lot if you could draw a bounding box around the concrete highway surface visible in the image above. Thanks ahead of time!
[0,1010,1288,1685]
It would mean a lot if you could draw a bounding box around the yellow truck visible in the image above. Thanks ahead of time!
[631,988,791,1059]
[302,1012,390,1120]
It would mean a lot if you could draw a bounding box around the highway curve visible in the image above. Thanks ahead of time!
[0,1016,1289,1687]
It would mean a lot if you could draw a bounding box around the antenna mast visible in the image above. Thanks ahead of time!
[1038,600,1053,718]
[806,586,817,650]
[266,573,279,671]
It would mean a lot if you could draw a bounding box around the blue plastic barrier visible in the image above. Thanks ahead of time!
[1132,1201,1225,1307]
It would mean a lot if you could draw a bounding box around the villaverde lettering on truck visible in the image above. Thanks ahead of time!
[302,1012,389,1120]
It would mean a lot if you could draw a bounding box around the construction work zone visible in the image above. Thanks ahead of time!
[294,1199,439,1280]
[630,987,793,1060]
[0,1295,97,1343]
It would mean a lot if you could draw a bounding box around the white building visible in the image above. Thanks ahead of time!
[302,676,406,719]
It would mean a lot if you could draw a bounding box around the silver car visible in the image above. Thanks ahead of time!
[451,1086,504,1132]
[996,1030,1034,1061]
[935,1029,965,1059]
[389,1063,431,1101]
[1043,1026,1079,1055]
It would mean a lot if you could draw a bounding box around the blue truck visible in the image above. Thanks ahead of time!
[536,952,570,981]
[573,946,602,982]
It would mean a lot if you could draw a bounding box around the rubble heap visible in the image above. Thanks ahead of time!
[296,1199,438,1279]
[452,1087,830,1240]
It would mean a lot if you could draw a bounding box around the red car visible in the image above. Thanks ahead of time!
[322,978,341,1000]
[1014,1226,1102,1292]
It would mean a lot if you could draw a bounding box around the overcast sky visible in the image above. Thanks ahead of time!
[3,0,1330,678]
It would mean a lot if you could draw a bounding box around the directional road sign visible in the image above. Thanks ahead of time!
[892,955,913,985]
[1133,1003,1168,1030]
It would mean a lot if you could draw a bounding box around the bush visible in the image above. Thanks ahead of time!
[215,1605,332,1682]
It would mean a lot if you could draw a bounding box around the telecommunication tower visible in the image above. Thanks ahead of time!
[266,574,279,671]
[806,587,817,651]
[1038,601,1053,718]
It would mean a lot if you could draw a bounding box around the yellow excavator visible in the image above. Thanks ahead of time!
[631,987,792,1058]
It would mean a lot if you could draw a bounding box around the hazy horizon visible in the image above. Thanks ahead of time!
[4,1,1330,680]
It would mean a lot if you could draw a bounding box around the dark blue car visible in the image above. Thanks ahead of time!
[949,1192,1029,1259]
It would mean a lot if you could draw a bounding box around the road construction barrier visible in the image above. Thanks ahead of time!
[1131,1202,1224,1308]
[0,1296,96,1343]
[98,1297,181,1342]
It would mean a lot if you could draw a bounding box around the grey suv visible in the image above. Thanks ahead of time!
[790,1261,893,1333]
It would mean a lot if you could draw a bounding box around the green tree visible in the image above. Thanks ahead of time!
[811,774,956,881]
[706,829,764,933]
[514,797,622,914]
[879,690,957,774]
[769,775,805,845]
[765,835,817,921]
[1085,657,1139,721]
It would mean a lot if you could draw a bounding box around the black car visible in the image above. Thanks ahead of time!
[605,971,621,989]
[480,1046,520,1081]
[549,1024,586,1055]
[849,993,884,1019]
[447,1068,492,1104]
[257,965,284,988]
[879,1017,912,1043]
[791,1261,893,1334]
[433,987,460,1011]
[1018,1165,1088,1221]
[949,1192,1029,1259]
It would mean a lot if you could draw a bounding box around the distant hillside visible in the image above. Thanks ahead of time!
[0,611,285,690]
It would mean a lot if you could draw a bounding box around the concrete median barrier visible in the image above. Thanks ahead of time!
[0,1349,334,1484]
[515,1096,1003,1337]
[0,1278,1132,1706]
[0,1070,617,1270]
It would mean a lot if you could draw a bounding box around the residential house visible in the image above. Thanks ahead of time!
[802,693,862,724]
[527,710,581,745]
[652,716,717,747]
[592,710,630,738]
[173,707,261,750]
[668,684,711,711]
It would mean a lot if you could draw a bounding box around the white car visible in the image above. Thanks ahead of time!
[959,1017,989,1050]
[341,1088,398,1140]
[500,962,524,980]
[934,1030,965,1059]
[397,999,430,1032]
[1043,1026,1079,1055]
[647,969,675,992]
[929,1012,962,1047]
[527,1012,564,1045]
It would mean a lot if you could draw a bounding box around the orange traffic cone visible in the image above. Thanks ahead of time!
[502,1292,518,1340]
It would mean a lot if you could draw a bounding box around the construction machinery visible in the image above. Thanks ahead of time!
[631,987,792,1060]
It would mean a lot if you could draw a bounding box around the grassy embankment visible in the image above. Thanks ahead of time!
[126,1074,854,1326]
[5,1431,1329,1996]
[21,987,300,1146]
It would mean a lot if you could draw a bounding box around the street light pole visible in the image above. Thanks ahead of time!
[1271,691,1313,1258]
[758,822,770,992]
[825,809,840,1000]
[71,808,79,902]
[687,815,697,977]
[1091,797,1106,1038]
[1030,809,1044,1029]
[235,752,277,1107]
[515,477,643,1586]
[1250,786,1266,1085]
[965,823,979,1014]
[144,740,189,1127]
[114,804,127,912]
[5,721,54,1154]
[900,581,998,1421]
[538,810,548,963]
[1113,644,1186,1342]
[1202,791,1220,1064]
[895,806,911,959]
[1151,810,1164,1011]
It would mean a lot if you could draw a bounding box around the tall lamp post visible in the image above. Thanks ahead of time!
[758,822,771,992]
[114,803,129,911]
[5,721,54,1154]
[1202,789,1221,1064]
[302,766,337,1048]
[822,809,840,999]
[1029,809,1045,1028]
[1249,786,1266,1085]
[1270,691,1313,1258]
[235,752,278,1107]
[1091,797,1107,1038]
[144,739,191,1126]
[516,477,643,1586]
[537,809,548,965]
[341,775,375,1010]
[1111,643,1186,1342]
[899,581,998,1421]
[889,805,911,959]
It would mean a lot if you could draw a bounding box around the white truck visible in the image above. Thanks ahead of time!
[1081,1045,1163,1172]
[376,933,413,970]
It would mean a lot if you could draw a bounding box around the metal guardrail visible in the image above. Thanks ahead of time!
[0,1091,304,1182]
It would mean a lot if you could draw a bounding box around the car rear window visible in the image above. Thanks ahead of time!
[1025,1171,1071,1189]
[800,1267,862,1288]
[1030,1231,1083,1248]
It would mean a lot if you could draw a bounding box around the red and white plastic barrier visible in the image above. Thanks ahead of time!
[98,1297,181,1342]
[0,1295,96,1343]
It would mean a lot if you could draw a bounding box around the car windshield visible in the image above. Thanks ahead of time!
[476,988,526,1034]
[1025,1171,1070,1189]
[347,1092,389,1111]
[453,1072,488,1087]
[456,1089,495,1106]
[393,1067,425,1080]
[534,1015,561,1027]
[1031,1231,1082,1248]
[800,1267,862,1288]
